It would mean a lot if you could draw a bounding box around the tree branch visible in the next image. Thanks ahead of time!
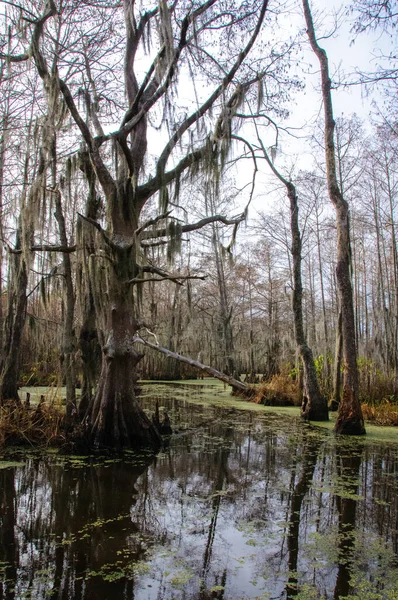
[141,213,246,241]
[135,211,172,236]
[10,244,77,254]
[126,274,206,285]
[154,0,270,179]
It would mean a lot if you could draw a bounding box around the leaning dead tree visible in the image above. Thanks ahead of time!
[134,335,249,394]
[2,0,276,449]
[302,0,365,434]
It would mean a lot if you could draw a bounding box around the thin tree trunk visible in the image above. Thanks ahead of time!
[54,188,77,423]
[303,0,365,434]
[315,198,331,391]
[287,182,328,420]
[211,217,237,377]
[257,139,328,420]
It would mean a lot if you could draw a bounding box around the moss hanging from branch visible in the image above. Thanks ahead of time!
[167,219,182,263]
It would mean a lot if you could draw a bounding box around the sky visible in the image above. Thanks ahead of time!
[237,0,395,218]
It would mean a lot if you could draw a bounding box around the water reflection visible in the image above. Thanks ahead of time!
[286,437,321,599]
[333,448,361,599]
[1,388,398,599]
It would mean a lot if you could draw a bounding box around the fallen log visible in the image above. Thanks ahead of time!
[133,336,251,395]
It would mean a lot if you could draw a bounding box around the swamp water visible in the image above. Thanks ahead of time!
[1,381,398,600]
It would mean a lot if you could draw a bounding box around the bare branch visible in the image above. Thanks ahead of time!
[155,0,270,178]
[126,274,206,285]
[141,213,245,241]
[10,244,77,254]
[139,264,196,286]
[135,211,172,236]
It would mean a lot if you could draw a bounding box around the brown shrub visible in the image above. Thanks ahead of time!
[361,400,398,426]
[0,403,66,447]
[253,373,301,407]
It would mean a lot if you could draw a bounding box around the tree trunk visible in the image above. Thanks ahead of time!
[258,141,327,420]
[287,182,328,421]
[315,198,331,392]
[80,192,163,450]
[134,335,250,395]
[331,309,343,411]
[303,0,365,434]
[0,229,27,405]
[84,301,162,451]
[54,188,77,424]
[212,226,237,377]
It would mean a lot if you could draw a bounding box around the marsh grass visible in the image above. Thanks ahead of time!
[0,403,66,447]
[253,373,301,407]
[361,400,398,426]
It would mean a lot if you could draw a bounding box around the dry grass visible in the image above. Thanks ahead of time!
[0,402,66,447]
[361,400,398,426]
[253,373,301,407]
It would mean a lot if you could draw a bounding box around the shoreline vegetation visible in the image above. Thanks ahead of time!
[0,378,397,450]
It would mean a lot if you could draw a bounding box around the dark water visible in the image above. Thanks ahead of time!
[1,384,398,600]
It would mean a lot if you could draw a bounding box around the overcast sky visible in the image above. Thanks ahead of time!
[237,0,396,219]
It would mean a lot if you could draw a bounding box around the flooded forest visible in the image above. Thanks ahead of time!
[0,0,398,598]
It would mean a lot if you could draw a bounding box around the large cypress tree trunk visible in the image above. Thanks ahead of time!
[82,227,162,451]
[303,0,365,434]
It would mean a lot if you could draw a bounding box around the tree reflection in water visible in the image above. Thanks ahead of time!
[0,468,17,600]
[333,448,362,599]
[0,392,398,599]
[285,437,321,599]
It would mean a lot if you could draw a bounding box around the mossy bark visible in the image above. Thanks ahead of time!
[81,221,162,449]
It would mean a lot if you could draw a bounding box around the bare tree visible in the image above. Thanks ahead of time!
[256,137,328,421]
[302,0,365,434]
